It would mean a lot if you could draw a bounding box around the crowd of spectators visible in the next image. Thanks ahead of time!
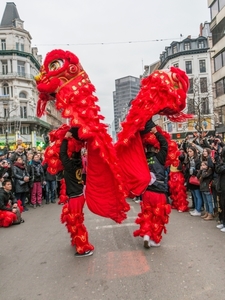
[0,139,57,226]
[0,139,88,227]
[177,132,225,232]
[1,132,225,231]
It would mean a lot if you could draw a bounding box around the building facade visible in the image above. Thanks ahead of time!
[208,0,225,135]
[0,2,64,149]
[145,26,214,141]
[113,75,140,134]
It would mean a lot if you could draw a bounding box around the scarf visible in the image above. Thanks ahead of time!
[14,162,25,170]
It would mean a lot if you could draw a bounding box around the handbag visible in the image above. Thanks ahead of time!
[189,175,200,186]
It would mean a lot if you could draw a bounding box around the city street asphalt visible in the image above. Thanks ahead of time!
[1,198,225,300]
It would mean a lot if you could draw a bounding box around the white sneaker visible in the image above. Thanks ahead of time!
[143,235,150,249]
[220,227,225,232]
[216,224,224,229]
[189,209,196,215]
[149,239,160,247]
[190,210,201,216]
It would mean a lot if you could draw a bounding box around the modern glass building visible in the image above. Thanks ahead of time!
[113,75,140,134]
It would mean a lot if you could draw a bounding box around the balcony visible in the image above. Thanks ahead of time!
[0,116,52,130]
[0,50,41,70]
[0,95,10,101]
[0,72,34,80]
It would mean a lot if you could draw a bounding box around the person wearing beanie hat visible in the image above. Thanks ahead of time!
[68,127,81,141]
[134,122,169,248]
[140,118,156,135]
[59,130,94,257]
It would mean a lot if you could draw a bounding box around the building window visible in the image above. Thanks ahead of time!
[211,0,219,19]
[219,0,225,10]
[19,92,27,98]
[188,98,195,114]
[214,53,223,71]
[172,45,177,54]
[3,83,9,95]
[201,97,209,114]
[2,60,8,74]
[20,104,27,118]
[200,78,208,93]
[20,37,24,51]
[212,17,225,46]
[167,123,173,132]
[21,126,30,134]
[1,39,6,50]
[185,61,192,74]
[198,40,205,48]
[188,78,193,94]
[184,42,190,50]
[17,61,25,76]
[3,106,9,118]
[215,78,225,97]
[199,60,206,73]
[16,42,19,50]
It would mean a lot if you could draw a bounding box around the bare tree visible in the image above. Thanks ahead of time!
[186,76,214,135]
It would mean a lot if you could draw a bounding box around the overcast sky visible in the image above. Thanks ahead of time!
[0,0,210,125]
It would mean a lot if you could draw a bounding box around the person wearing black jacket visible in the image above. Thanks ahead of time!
[13,156,30,211]
[59,129,94,257]
[215,147,225,232]
[43,163,56,204]
[137,119,169,248]
[0,179,23,226]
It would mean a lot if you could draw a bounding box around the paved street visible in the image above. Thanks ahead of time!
[1,198,225,300]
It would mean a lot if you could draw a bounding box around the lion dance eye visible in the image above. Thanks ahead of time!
[49,60,64,71]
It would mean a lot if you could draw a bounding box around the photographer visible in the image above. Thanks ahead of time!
[10,146,27,165]
[0,159,13,187]
[211,136,224,156]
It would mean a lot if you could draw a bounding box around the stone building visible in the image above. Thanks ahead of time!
[0,2,64,149]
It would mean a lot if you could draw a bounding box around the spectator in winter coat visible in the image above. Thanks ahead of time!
[197,161,214,220]
[43,163,56,204]
[13,156,30,211]
[215,147,225,233]
[185,146,203,216]
[0,160,13,183]
[28,154,45,208]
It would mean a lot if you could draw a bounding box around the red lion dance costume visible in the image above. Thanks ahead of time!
[35,49,129,254]
[115,67,191,245]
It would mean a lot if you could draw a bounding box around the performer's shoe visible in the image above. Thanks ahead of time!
[75,250,94,257]
[149,239,160,247]
[143,235,150,249]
